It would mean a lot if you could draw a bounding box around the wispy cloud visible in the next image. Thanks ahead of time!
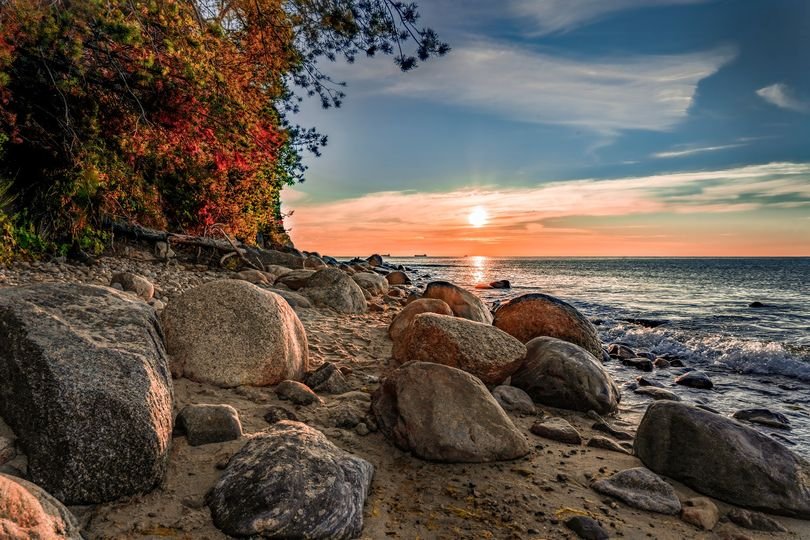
[338,42,735,133]
[756,83,810,113]
[509,0,710,35]
[284,163,810,255]
[652,143,746,159]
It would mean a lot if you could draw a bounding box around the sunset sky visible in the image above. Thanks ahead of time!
[283,0,810,256]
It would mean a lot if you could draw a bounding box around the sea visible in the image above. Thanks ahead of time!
[385,256,810,457]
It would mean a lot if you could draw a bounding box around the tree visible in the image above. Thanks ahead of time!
[0,0,447,249]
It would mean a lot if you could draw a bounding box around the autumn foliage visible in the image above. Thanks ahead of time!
[0,0,447,250]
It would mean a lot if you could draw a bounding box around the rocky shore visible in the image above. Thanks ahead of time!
[1,243,809,539]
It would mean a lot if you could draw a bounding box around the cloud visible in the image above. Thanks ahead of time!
[509,0,709,35]
[337,41,735,133]
[652,143,746,158]
[284,163,810,255]
[756,83,810,113]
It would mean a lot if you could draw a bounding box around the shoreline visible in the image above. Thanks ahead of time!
[0,247,808,539]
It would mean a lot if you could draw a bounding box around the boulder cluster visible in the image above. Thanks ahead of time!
[0,249,807,539]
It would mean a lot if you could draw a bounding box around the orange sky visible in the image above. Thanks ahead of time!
[283,163,810,257]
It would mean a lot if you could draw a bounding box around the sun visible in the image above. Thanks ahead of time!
[468,206,489,228]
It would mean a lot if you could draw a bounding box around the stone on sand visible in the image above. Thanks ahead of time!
[300,268,368,314]
[680,497,719,530]
[110,271,154,301]
[530,418,582,445]
[592,467,681,514]
[176,404,243,446]
[275,380,323,405]
[491,385,536,415]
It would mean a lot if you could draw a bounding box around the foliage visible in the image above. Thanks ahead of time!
[0,0,447,248]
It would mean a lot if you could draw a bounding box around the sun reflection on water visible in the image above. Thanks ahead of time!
[470,255,488,284]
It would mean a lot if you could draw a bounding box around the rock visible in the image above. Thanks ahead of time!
[300,268,368,314]
[491,386,536,415]
[303,362,350,394]
[490,279,511,289]
[275,269,317,290]
[675,370,714,389]
[592,468,681,514]
[636,376,663,387]
[0,437,15,466]
[352,272,389,297]
[269,288,313,309]
[244,247,305,269]
[633,386,681,401]
[748,301,765,308]
[634,401,810,518]
[732,408,790,429]
[388,298,454,342]
[235,269,274,285]
[110,271,154,301]
[726,508,787,532]
[304,255,327,269]
[366,254,384,267]
[276,380,323,405]
[587,436,629,454]
[607,343,636,360]
[163,280,308,388]
[155,241,175,260]
[681,497,719,530]
[589,412,633,441]
[565,516,609,540]
[263,406,298,424]
[176,404,243,446]
[0,283,173,504]
[0,473,83,539]
[621,357,653,372]
[371,362,530,462]
[207,421,373,539]
[510,337,620,415]
[264,264,293,278]
[386,271,411,285]
[530,418,582,445]
[392,313,526,386]
[422,281,493,324]
[653,358,671,369]
[493,293,602,358]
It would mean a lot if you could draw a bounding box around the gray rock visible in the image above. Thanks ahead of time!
[633,386,681,401]
[727,508,788,532]
[565,516,609,540]
[587,436,629,454]
[274,269,316,290]
[207,421,373,539]
[493,293,602,358]
[386,271,411,285]
[634,401,810,518]
[621,357,653,372]
[300,268,368,314]
[244,247,305,269]
[607,343,636,360]
[0,283,173,504]
[263,406,298,424]
[371,362,530,462]
[0,473,83,539]
[154,241,175,260]
[675,370,713,389]
[492,386,536,415]
[530,418,582,445]
[303,362,350,394]
[351,272,388,297]
[268,288,313,309]
[592,467,681,514]
[163,280,308,388]
[110,271,154,301]
[422,281,493,324]
[589,412,634,441]
[235,269,272,285]
[176,404,243,446]
[388,298,453,342]
[276,380,323,405]
[366,254,384,267]
[0,437,15,466]
[511,337,620,415]
[732,408,790,429]
[392,313,527,386]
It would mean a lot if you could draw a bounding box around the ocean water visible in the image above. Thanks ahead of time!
[387,256,810,456]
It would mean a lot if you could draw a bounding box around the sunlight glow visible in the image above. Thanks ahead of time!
[468,206,489,228]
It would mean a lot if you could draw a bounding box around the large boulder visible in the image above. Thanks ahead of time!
[163,280,308,388]
[386,271,411,286]
[388,298,453,341]
[351,272,389,297]
[299,268,367,314]
[422,281,492,324]
[0,284,173,504]
[371,362,530,462]
[510,337,620,415]
[634,401,810,518]
[207,421,373,539]
[0,473,83,539]
[493,293,602,358]
[392,313,526,386]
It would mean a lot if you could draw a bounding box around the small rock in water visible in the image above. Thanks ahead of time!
[633,387,681,401]
[175,404,243,446]
[727,508,787,532]
[490,279,511,289]
[748,301,765,308]
[530,418,582,445]
[636,376,663,387]
[675,370,714,389]
[587,436,629,454]
[565,515,610,539]
[275,380,323,405]
[680,497,719,530]
[607,343,636,360]
[263,406,298,424]
[653,358,671,369]
[732,408,790,430]
[591,467,681,514]
[621,357,653,371]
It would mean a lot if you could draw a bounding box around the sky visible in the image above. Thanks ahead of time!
[282,0,810,256]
